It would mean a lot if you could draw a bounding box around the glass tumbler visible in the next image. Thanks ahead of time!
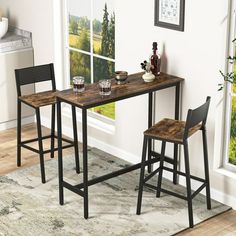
[73,76,85,93]
[99,79,111,96]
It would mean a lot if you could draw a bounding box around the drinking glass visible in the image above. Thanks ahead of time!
[99,79,111,96]
[73,76,85,93]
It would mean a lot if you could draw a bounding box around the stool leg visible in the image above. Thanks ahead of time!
[36,108,46,184]
[173,143,178,184]
[136,136,148,215]
[72,105,80,174]
[202,128,211,210]
[17,99,22,167]
[156,141,166,198]
[183,141,193,228]
[50,104,55,158]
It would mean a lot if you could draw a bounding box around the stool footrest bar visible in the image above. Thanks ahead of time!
[162,166,205,183]
[21,143,39,153]
[191,183,206,199]
[21,135,52,144]
[21,135,74,145]
[150,151,175,165]
[43,144,74,154]
[21,143,74,154]
[58,136,74,145]
[144,183,157,191]
[160,188,187,200]
[62,181,84,197]
[144,167,160,183]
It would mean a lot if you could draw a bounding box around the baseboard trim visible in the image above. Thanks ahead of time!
[41,114,236,210]
[0,116,35,131]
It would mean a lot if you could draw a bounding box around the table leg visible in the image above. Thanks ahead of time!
[17,99,22,167]
[173,83,180,184]
[57,100,64,205]
[72,105,80,174]
[148,92,153,173]
[82,109,89,219]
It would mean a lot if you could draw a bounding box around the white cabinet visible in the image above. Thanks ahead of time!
[0,48,34,130]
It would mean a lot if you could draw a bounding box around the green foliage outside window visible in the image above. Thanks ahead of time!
[229,97,236,165]
[70,51,91,84]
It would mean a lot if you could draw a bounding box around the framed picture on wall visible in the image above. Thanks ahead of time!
[154,0,185,31]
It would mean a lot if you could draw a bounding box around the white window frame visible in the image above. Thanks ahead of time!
[223,1,236,172]
[60,0,116,132]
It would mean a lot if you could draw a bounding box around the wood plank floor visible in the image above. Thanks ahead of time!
[0,123,73,175]
[0,123,236,235]
[177,210,236,235]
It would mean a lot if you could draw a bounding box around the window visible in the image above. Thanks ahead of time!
[65,0,115,120]
[223,5,236,171]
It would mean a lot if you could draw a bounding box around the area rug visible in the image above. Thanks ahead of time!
[0,147,231,236]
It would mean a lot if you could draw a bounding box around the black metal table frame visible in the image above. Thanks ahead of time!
[57,82,181,219]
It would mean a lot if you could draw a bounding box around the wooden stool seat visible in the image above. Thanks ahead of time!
[144,118,202,144]
[19,90,58,108]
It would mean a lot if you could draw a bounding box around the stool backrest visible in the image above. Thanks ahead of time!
[15,63,56,96]
[183,96,211,140]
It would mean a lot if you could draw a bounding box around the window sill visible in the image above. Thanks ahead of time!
[62,105,115,134]
[215,167,236,180]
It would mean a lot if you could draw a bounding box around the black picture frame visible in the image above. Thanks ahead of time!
[154,0,185,32]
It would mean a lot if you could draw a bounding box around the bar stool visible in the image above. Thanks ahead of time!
[15,63,80,183]
[136,97,211,228]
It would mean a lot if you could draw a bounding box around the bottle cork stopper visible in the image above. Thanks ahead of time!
[152,42,157,50]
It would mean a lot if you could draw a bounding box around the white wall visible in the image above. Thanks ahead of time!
[0,0,55,117]
[0,0,54,65]
[1,0,236,208]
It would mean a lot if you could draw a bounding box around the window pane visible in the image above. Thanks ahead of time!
[93,57,115,82]
[93,103,115,120]
[93,0,115,59]
[229,96,236,165]
[69,50,91,84]
[92,56,115,119]
[68,0,91,52]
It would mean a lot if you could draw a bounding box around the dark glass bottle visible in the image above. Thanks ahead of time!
[150,42,161,76]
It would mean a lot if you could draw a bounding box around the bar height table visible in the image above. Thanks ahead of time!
[56,72,184,219]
